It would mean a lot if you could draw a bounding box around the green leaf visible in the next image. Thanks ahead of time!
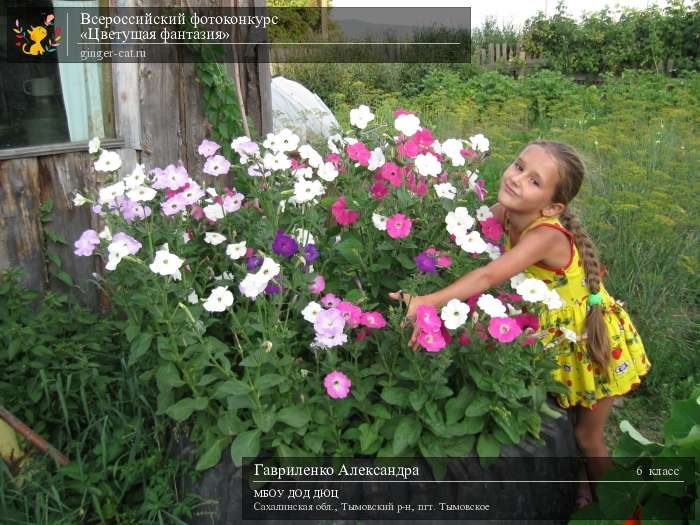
[393,416,422,455]
[445,386,472,425]
[218,414,246,435]
[409,390,428,411]
[665,398,700,440]
[166,397,208,422]
[396,253,415,270]
[367,405,392,419]
[230,430,261,466]
[303,432,324,454]
[257,374,285,391]
[196,438,227,471]
[381,387,411,407]
[335,235,364,266]
[214,379,251,398]
[445,416,484,436]
[277,406,310,428]
[476,432,500,459]
[358,423,378,453]
[442,435,475,457]
[156,362,185,389]
[252,409,276,432]
[128,332,153,366]
[465,395,491,417]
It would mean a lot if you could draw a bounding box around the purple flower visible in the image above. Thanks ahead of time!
[415,252,437,273]
[198,139,221,157]
[272,230,298,258]
[161,194,187,216]
[264,280,281,295]
[247,255,263,272]
[74,229,100,256]
[320,293,340,308]
[304,244,320,264]
[314,307,346,337]
[111,232,141,255]
[119,197,150,222]
[203,155,231,177]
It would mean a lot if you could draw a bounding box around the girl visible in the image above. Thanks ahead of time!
[389,140,652,507]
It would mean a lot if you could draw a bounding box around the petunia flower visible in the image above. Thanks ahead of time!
[418,329,447,352]
[203,286,234,312]
[488,317,522,343]
[331,196,360,226]
[386,213,412,239]
[415,305,442,333]
[480,217,504,243]
[197,139,221,157]
[360,311,386,329]
[323,370,351,399]
[272,230,298,258]
[309,274,326,294]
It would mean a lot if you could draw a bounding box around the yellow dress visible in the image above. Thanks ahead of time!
[504,215,652,410]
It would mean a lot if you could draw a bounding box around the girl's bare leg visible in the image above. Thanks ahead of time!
[574,396,617,501]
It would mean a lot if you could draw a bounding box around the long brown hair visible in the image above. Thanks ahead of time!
[529,140,611,378]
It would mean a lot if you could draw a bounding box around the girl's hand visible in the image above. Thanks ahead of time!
[388,291,433,349]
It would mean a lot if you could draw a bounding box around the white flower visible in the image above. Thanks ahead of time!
[441,138,465,167]
[126,185,157,202]
[72,192,88,207]
[203,203,224,222]
[469,133,490,153]
[445,207,475,236]
[456,230,488,254]
[516,278,550,302]
[434,182,457,200]
[182,231,191,244]
[88,137,101,154]
[294,167,314,179]
[395,113,420,137]
[258,257,281,281]
[94,150,122,173]
[149,248,184,277]
[239,273,267,299]
[477,294,507,318]
[277,199,287,215]
[506,303,523,316]
[368,147,385,171]
[105,240,130,271]
[203,286,234,313]
[510,272,528,289]
[440,299,470,330]
[344,136,358,146]
[317,162,339,182]
[294,228,315,246]
[561,327,579,343]
[226,241,247,260]
[476,205,493,221]
[98,181,125,204]
[298,144,323,168]
[187,290,198,304]
[262,132,281,152]
[544,289,565,310]
[302,301,322,323]
[485,243,501,260]
[276,128,300,152]
[263,151,292,171]
[372,213,388,231]
[414,153,442,178]
[350,104,375,130]
[124,164,146,189]
[98,225,112,241]
[294,178,325,204]
[204,232,227,245]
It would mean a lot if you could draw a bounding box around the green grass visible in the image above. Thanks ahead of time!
[279,65,700,445]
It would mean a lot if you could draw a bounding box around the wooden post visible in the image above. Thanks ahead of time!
[488,43,494,64]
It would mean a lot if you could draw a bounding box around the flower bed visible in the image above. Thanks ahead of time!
[73,107,570,471]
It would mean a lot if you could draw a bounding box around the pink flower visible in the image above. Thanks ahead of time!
[338,301,363,328]
[393,108,412,117]
[355,328,371,342]
[74,229,100,256]
[161,194,187,216]
[320,293,341,308]
[415,128,434,147]
[325,153,344,170]
[203,155,231,177]
[418,330,447,352]
[309,274,326,294]
[323,370,352,399]
[436,255,452,268]
[190,205,205,220]
[398,139,420,159]
[379,162,403,186]
[197,139,221,157]
[466,293,481,312]
[346,142,371,166]
[416,305,442,333]
[458,332,471,346]
[515,313,540,345]
[360,311,386,329]
[370,180,389,200]
[497,292,522,303]
[331,196,360,226]
[386,213,412,239]
[488,317,523,343]
[480,217,504,242]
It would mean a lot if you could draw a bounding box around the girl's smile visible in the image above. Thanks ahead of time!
[498,145,561,214]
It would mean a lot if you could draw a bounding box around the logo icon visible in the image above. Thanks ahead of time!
[13,14,61,56]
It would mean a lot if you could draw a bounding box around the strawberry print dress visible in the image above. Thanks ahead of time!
[504,215,652,409]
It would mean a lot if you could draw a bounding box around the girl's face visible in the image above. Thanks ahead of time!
[498,145,563,215]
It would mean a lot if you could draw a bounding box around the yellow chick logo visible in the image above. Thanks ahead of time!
[23,25,48,56]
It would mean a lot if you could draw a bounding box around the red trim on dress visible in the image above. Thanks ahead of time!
[526,223,575,272]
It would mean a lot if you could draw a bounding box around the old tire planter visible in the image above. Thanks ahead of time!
[179,395,580,525]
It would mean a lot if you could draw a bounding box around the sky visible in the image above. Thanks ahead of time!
[330,0,679,30]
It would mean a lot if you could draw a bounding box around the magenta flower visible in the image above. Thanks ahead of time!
[331,196,360,226]
[379,162,403,187]
[320,293,341,308]
[514,313,540,345]
[488,317,523,343]
[203,155,231,177]
[370,180,389,200]
[74,229,100,256]
[436,255,452,268]
[386,213,412,239]
[480,217,504,242]
[398,138,420,158]
[360,311,386,329]
[309,274,326,294]
[272,229,298,258]
[415,128,434,147]
[338,301,362,328]
[323,370,352,399]
[415,305,442,333]
[458,332,471,346]
[314,307,346,336]
[197,139,221,157]
[418,330,447,352]
[346,142,371,166]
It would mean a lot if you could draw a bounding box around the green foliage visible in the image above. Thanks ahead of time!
[522,0,700,74]
[0,269,198,523]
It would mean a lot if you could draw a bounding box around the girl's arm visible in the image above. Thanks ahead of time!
[390,226,565,347]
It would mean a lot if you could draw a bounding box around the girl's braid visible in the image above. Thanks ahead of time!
[530,140,611,380]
